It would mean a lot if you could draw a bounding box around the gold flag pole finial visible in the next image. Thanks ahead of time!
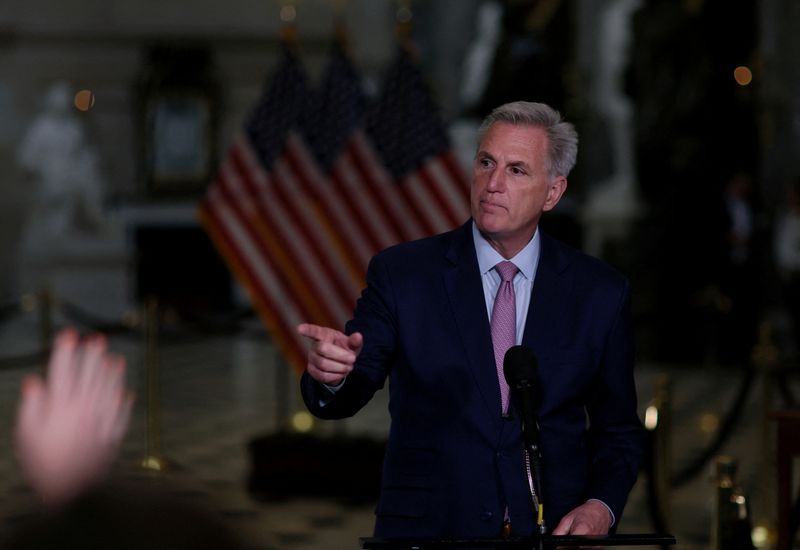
[395,0,413,53]
[333,0,349,52]
[279,0,298,47]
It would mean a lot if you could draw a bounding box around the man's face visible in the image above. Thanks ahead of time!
[470,122,567,257]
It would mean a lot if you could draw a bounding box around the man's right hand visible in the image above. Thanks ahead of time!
[297,323,363,386]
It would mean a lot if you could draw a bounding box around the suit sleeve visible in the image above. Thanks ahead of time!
[584,278,645,522]
[301,253,397,420]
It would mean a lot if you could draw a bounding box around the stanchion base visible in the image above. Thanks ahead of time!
[141,455,169,472]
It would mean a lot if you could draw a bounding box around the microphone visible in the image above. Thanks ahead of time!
[503,345,542,450]
[503,345,546,533]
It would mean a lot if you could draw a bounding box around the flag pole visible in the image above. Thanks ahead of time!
[333,0,350,52]
[275,0,299,436]
[279,0,298,48]
[395,0,414,53]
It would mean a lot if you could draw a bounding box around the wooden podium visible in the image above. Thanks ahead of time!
[361,533,677,549]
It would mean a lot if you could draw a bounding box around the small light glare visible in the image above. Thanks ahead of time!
[751,525,769,548]
[644,405,658,431]
[19,294,37,313]
[700,413,719,434]
[74,89,95,111]
[734,66,753,86]
[291,411,314,432]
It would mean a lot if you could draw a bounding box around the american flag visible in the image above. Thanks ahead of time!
[200,43,470,373]
[365,47,470,237]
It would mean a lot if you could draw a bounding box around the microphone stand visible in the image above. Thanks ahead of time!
[515,379,545,550]
[524,438,545,538]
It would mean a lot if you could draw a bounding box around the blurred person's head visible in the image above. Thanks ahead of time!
[2,480,247,550]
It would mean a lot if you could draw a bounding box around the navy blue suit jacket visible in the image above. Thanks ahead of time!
[301,221,644,538]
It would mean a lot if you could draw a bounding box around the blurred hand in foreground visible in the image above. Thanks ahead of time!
[15,328,133,506]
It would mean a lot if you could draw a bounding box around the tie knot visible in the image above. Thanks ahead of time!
[495,261,518,283]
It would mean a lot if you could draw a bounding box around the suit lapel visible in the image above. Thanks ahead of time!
[523,233,572,355]
[442,222,504,427]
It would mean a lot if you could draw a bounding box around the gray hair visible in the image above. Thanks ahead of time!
[477,101,578,178]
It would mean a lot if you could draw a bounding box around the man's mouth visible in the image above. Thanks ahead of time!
[480,200,505,211]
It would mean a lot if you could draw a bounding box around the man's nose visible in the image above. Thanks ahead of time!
[486,169,504,192]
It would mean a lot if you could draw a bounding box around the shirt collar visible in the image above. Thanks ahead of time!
[472,221,540,280]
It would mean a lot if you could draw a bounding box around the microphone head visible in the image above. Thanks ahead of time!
[503,345,540,393]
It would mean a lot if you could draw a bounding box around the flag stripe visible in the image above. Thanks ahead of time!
[426,154,471,221]
[213,170,331,326]
[417,159,468,228]
[401,172,448,234]
[232,139,354,323]
[348,131,431,241]
[225,142,347,325]
[281,134,368,283]
[262,157,357,318]
[199,198,307,370]
[345,133,414,242]
[441,151,472,204]
[329,164,392,255]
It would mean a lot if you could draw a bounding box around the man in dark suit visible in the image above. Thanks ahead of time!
[298,101,644,540]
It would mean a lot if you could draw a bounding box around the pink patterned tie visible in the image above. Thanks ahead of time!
[491,261,518,415]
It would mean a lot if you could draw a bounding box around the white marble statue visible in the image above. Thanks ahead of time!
[15,81,127,314]
[17,81,107,253]
[580,0,645,257]
[460,0,503,111]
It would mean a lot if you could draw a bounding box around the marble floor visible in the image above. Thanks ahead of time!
[0,306,794,549]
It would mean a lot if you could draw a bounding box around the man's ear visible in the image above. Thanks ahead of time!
[543,176,568,212]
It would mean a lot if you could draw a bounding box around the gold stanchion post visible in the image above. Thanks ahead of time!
[712,456,754,550]
[141,296,167,472]
[751,320,779,548]
[653,374,672,528]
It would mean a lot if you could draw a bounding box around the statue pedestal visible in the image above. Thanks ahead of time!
[581,177,644,258]
[18,222,130,323]
[17,202,234,327]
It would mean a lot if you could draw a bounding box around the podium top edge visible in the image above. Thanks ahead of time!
[360,533,677,548]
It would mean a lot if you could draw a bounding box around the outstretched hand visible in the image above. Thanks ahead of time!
[15,328,133,506]
[297,323,363,386]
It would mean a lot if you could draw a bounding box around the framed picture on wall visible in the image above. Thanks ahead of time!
[138,44,219,198]
[148,94,212,189]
